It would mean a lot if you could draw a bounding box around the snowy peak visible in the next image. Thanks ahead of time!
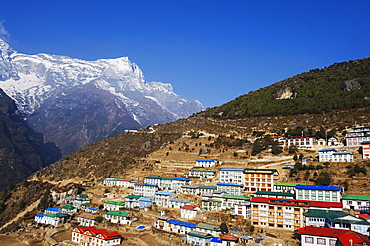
[0,39,205,155]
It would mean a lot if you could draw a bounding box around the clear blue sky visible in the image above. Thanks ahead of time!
[1,0,370,108]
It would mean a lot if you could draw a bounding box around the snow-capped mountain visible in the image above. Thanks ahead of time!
[0,39,205,154]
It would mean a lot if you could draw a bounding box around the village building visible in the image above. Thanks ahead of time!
[194,222,221,237]
[153,215,172,230]
[234,200,251,219]
[169,198,191,209]
[144,176,163,187]
[219,234,239,246]
[44,207,62,214]
[77,213,97,227]
[341,194,370,212]
[181,184,199,195]
[361,141,370,159]
[35,212,69,227]
[163,219,197,235]
[104,211,132,225]
[298,226,370,246]
[198,186,217,196]
[61,205,77,215]
[187,168,216,179]
[280,136,317,149]
[103,200,125,211]
[250,197,342,231]
[138,197,154,209]
[186,231,214,246]
[243,168,279,192]
[71,226,123,246]
[73,194,91,208]
[219,168,245,185]
[133,183,145,196]
[125,195,141,208]
[195,159,217,168]
[181,205,199,219]
[251,190,295,199]
[115,179,134,188]
[216,183,244,196]
[221,194,250,210]
[103,178,120,186]
[154,191,177,207]
[295,185,341,202]
[202,193,223,212]
[161,177,173,191]
[274,182,305,194]
[143,184,159,197]
[304,209,370,235]
[344,126,370,146]
[85,207,98,214]
[318,148,353,162]
[171,177,191,190]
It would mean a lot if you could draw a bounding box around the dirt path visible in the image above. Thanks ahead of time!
[120,232,168,246]
[0,199,39,231]
[0,234,30,246]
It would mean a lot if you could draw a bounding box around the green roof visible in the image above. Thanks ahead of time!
[304,209,370,225]
[361,141,370,144]
[77,194,88,198]
[198,186,217,189]
[274,182,306,187]
[222,194,250,200]
[145,176,163,179]
[187,232,213,238]
[162,177,172,180]
[44,213,56,218]
[254,191,295,197]
[62,205,76,210]
[104,200,125,206]
[342,194,370,201]
[105,211,130,217]
[244,168,278,174]
[196,222,220,231]
[126,195,141,199]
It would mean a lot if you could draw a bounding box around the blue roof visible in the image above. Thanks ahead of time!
[167,219,197,228]
[170,199,190,203]
[172,177,191,181]
[211,237,222,243]
[139,197,154,202]
[295,184,341,191]
[155,191,175,196]
[88,207,98,210]
[196,159,215,162]
[36,214,44,217]
[216,182,243,187]
[45,208,62,212]
[135,226,146,229]
[319,148,337,152]
[333,152,352,155]
[144,184,158,187]
[220,168,245,171]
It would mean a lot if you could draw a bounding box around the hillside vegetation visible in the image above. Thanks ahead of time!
[202,57,370,118]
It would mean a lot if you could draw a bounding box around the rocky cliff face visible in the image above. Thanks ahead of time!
[0,88,54,191]
[0,39,205,155]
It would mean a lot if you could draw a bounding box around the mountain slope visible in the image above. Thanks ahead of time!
[202,57,370,118]
[0,88,51,191]
[0,39,204,155]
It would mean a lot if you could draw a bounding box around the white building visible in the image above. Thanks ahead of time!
[195,159,217,168]
[77,213,96,227]
[187,168,216,179]
[216,183,244,195]
[341,194,370,212]
[104,211,132,225]
[143,184,159,197]
[318,148,353,162]
[180,205,199,219]
[169,199,191,209]
[362,141,370,159]
[219,168,245,185]
[154,191,177,207]
[133,183,145,196]
[234,201,251,219]
[295,185,341,202]
[103,200,125,211]
[72,226,123,246]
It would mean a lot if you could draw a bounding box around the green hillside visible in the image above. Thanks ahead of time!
[202,57,370,118]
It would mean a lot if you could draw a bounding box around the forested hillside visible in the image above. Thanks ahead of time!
[202,57,370,118]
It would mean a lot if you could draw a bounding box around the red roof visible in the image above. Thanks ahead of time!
[338,231,370,246]
[298,226,349,238]
[97,231,123,240]
[220,233,239,241]
[298,226,370,246]
[359,213,370,220]
[181,205,198,210]
[250,197,342,208]
[73,226,122,241]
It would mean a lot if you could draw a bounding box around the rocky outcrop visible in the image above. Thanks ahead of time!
[274,87,294,100]
[343,79,361,91]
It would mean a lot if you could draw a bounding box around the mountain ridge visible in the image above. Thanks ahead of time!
[0,39,204,155]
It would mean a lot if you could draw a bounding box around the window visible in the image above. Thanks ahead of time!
[329,239,336,245]
[317,238,326,245]
[305,237,314,243]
